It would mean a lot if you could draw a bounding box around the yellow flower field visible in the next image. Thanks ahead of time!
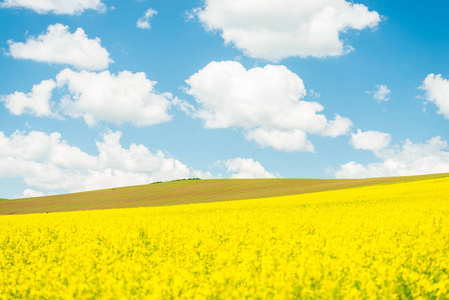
[1,177,449,299]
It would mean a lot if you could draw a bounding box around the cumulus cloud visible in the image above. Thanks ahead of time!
[217,158,279,179]
[137,8,158,29]
[0,130,210,194]
[0,79,56,117]
[1,69,174,127]
[56,68,173,127]
[195,0,381,60]
[335,136,449,178]
[8,24,112,70]
[0,0,106,15]
[350,129,391,151]
[420,73,449,119]
[370,84,390,103]
[185,61,352,152]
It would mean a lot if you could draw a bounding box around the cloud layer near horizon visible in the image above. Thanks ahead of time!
[336,130,449,178]
[0,130,210,196]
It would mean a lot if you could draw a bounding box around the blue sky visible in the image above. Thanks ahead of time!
[1,0,449,199]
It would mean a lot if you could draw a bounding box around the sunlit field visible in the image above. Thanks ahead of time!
[1,177,449,299]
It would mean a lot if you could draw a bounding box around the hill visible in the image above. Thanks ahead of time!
[0,172,448,215]
[1,175,449,298]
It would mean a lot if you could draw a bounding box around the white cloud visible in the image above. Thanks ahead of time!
[0,0,106,15]
[218,157,279,179]
[1,68,174,127]
[185,61,352,152]
[137,8,158,29]
[183,9,196,22]
[335,136,449,178]
[22,189,44,198]
[245,128,315,152]
[195,0,381,61]
[56,68,173,127]
[309,90,321,99]
[370,84,390,102]
[0,79,56,117]
[0,130,211,194]
[350,129,391,151]
[8,24,112,70]
[420,73,449,119]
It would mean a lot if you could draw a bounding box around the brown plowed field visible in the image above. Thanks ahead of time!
[1,173,448,215]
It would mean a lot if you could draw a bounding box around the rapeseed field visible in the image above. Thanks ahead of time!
[1,177,449,299]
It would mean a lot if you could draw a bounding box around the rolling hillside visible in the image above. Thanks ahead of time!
[1,172,448,215]
[1,176,449,298]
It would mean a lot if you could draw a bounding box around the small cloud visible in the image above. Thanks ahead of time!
[183,9,198,22]
[137,8,158,30]
[309,90,321,99]
[420,73,449,119]
[368,84,390,103]
[350,129,391,151]
[172,97,195,115]
[0,79,57,117]
[7,24,112,71]
[216,158,279,179]
[112,42,129,56]
[23,189,45,198]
